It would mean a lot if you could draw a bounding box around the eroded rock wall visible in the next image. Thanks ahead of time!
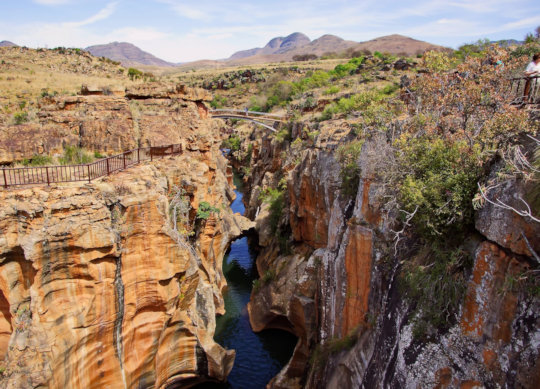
[240,123,540,388]
[0,86,250,388]
[0,150,242,388]
[0,83,212,164]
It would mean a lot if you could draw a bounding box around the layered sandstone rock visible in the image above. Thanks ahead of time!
[0,83,211,164]
[0,152,240,388]
[0,85,245,388]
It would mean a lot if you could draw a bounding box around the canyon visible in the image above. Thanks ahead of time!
[237,121,539,388]
[0,84,251,388]
[1,43,539,389]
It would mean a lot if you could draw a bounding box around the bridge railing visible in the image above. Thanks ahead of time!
[509,75,540,104]
[1,144,182,188]
[209,109,286,120]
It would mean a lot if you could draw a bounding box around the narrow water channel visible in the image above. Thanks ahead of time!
[196,174,296,389]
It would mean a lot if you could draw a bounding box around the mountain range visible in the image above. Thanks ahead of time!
[1,33,447,68]
[186,33,446,69]
[85,42,177,68]
[0,40,18,47]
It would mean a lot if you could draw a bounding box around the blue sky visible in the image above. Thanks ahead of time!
[1,0,539,62]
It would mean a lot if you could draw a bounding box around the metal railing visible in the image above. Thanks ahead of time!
[510,75,540,105]
[1,144,182,188]
[209,109,287,121]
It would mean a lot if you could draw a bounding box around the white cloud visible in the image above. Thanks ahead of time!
[502,15,540,30]
[169,4,208,20]
[64,2,118,28]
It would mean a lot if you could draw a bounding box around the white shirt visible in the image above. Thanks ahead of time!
[525,61,540,74]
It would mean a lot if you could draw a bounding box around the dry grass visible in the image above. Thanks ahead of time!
[165,58,346,81]
[0,46,135,117]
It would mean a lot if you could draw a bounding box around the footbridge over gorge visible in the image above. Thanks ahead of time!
[209,109,289,132]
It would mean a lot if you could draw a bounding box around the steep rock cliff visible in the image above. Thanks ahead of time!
[0,84,252,388]
[239,122,539,388]
[0,83,212,164]
[0,149,245,388]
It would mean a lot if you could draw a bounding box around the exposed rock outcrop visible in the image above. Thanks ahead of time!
[0,83,211,164]
[0,84,244,388]
[0,150,240,388]
[239,121,539,388]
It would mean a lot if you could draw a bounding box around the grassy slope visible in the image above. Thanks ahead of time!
[0,46,132,123]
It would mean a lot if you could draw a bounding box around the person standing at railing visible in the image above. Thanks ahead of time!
[523,53,540,102]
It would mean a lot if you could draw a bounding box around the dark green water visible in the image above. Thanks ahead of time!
[195,176,297,389]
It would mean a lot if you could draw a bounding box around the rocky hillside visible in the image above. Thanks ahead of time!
[86,42,176,68]
[0,46,131,119]
[0,83,213,163]
[354,33,447,55]
[0,41,17,47]
[0,83,255,388]
[229,32,311,59]
[218,45,539,388]
[180,33,445,69]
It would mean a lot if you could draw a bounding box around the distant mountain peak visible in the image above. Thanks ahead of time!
[230,32,311,60]
[0,40,18,47]
[180,33,448,70]
[85,42,175,67]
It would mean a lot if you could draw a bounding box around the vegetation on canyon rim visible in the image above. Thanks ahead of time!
[1,29,539,381]
[220,34,539,340]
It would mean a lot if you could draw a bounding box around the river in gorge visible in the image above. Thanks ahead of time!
[196,174,297,389]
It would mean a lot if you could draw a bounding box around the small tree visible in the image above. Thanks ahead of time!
[127,67,143,80]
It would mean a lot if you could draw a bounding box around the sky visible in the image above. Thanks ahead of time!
[1,0,539,63]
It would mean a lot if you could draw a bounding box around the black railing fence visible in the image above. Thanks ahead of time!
[1,144,182,188]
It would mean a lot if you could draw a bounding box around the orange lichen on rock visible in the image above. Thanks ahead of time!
[434,367,453,389]
[460,241,524,341]
[342,225,372,336]
[289,173,329,248]
[358,180,381,226]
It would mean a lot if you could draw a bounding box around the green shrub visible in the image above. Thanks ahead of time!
[221,134,241,152]
[401,246,472,339]
[293,70,331,94]
[22,154,53,166]
[267,81,294,108]
[336,140,364,198]
[252,279,261,293]
[454,38,491,60]
[381,83,399,95]
[127,67,143,80]
[422,50,458,72]
[396,137,481,240]
[329,57,364,78]
[274,128,291,143]
[321,89,385,120]
[323,86,340,95]
[13,111,28,124]
[58,146,94,165]
[210,95,228,109]
[262,269,276,283]
[259,187,285,233]
[310,329,359,369]
[196,201,220,220]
